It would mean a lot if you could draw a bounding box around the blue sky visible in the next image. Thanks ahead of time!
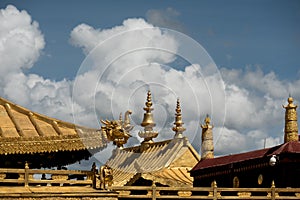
[0,0,300,159]
[1,0,300,80]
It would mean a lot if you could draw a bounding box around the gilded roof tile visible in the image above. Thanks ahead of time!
[0,97,107,154]
[106,137,200,187]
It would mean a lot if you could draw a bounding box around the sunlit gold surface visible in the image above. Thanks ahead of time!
[100,110,133,148]
[139,91,158,143]
[172,98,186,138]
[283,96,298,142]
[0,96,106,155]
[201,114,214,159]
[105,137,200,187]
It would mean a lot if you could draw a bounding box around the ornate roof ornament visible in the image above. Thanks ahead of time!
[139,91,158,143]
[172,98,186,138]
[100,110,133,148]
[283,96,298,143]
[201,114,213,129]
[201,114,214,159]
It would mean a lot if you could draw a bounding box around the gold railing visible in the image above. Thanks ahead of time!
[0,163,96,187]
[108,182,300,200]
[1,165,300,200]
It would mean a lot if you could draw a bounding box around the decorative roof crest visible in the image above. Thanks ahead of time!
[138,91,158,143]
[172,98,186,138]
[100,110,134,148]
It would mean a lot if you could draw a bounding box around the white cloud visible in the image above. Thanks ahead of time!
[0,5,298,160]
[70,19,182,128]
[69,19,238,156]
[70,18,163,55]
[217,66,300,152]
[220,67,299,99]
[0,5,73,122]
[214,126,248,155]
[213,126,281,156]
[246,130,281,149]
[0,5,44,75]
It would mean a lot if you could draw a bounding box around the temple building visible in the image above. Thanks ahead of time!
[191,96,300,188]
[0,91,200,188]
[1,91,300,199]
[102,91,200,187]
[0,96,107,169]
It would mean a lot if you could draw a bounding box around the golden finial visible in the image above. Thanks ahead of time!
[287,96,295,106]
[172,98,186,138]
[145,91,153,111]
[139,90,158,143]
[201,114,212,129]
[271,180,275,188]
[25,161,29,169]
[141,91,156,129]
[175,98,181,114]
[283,96,298,143]
[205,114,211,125]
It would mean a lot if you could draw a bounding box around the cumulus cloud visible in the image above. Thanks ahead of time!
[69,17,288,156]
[214,127,248,155]
[69,19,228,150]
[0,5,44,75]
[0,5,297,160]
[216,66,300,154]
[0,5,73,122]
[221,66,300,131]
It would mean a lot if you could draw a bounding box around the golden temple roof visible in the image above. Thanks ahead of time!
[106,137,200,187]
[0,96,107,155]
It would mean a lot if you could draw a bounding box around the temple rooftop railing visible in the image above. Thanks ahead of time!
[108,182,300,200]
[0,163,96,188]
[1,165,300,199]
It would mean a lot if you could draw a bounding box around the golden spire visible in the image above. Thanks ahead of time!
[283,96,298,143]
[139,91,158,143]
[201,114,214,159]
[140,91,155,129]
[172,98,186,138]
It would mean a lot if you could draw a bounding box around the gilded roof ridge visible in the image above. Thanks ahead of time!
[0,96,97,131]
[0,96,107,155]
[121,136,194,153]
[106,136,199,186]
[123,139,173,152]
